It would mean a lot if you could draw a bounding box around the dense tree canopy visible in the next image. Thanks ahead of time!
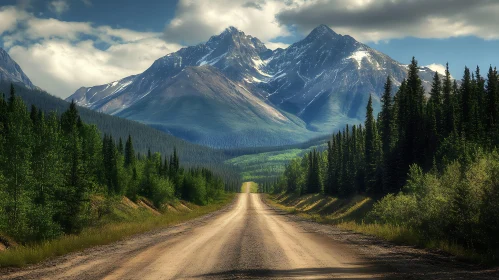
[0,88,240,244]
[271,59,499,256]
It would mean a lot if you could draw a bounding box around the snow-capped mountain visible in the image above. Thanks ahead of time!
[0,48,35,89]
[68,25,437,148]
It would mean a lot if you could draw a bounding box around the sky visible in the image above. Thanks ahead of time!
[0,0,498,98]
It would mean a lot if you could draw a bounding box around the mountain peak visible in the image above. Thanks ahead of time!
[0,47,35,89]
[222,26,243,35]
[309,24,338,37]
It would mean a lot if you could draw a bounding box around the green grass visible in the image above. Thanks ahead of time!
[226,145,325,181]
[0,194,235,268]
[267,193,481,263]
[267,193,374,224]
[338,221,480,262]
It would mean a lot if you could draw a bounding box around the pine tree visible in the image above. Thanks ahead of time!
[486,66,499,143]
[474,66,486,140]
[380,76,393,157]
[118,137,124,155]
[2,87,33,238]
[442,64,456,138]
[61,100,79,134]
[429,71,443,138]
[326,139,335,195]
[124,135,135,168]
[103,135,119,194]
[49,102,89,234]
[379,77,396,193]
[460,67,474,138]
[365,95,377,193]
[407,57,426,166]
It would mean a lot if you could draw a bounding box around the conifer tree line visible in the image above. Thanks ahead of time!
[0,86,239,243]
[271,58,499,256]
[273,58,499,197]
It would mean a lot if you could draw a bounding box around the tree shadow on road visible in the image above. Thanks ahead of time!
[194,266,387,279]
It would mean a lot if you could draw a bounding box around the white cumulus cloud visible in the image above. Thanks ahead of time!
[0,6,28,36]
[426,64,447,75]
[1,7,181,98]
[164,0,291,45]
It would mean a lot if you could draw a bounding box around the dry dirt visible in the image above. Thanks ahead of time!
[1,184,497,279]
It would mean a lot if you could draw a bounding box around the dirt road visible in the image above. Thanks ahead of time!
[1,182,497,279]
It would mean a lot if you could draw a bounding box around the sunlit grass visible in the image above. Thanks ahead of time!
[266,193,482,263]
[338,221,481,262]
[0,194,235,268]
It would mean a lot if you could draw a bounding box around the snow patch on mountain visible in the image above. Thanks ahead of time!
[347,50,371,69]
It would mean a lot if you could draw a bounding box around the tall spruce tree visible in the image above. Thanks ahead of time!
[365,95,378,193]
[443,63,456,138]
[380,76,393,157]
[124,134,135,168]
[486,66,499,143]
[460,67,474,138]
[3,85,33,238]
[379,77,397,193]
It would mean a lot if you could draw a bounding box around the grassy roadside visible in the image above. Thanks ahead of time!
[265,193,481,263]
[0,193,235,268]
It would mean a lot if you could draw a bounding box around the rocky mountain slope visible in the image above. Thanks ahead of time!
[68,25,437,148]
[0,48,35,89]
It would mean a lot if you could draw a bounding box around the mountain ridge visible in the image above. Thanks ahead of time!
[0,48,35,89]
[68,25,439,148]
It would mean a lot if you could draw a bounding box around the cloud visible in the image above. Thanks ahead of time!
[0,6,27,36]
[426,64,447,75]
[24,18,93,41]
[48,0,70,16]
[9,38,180,98]
[265,41,290,50]
[276,0,499,42]
[2,8,181,98]
[163,0,291,45]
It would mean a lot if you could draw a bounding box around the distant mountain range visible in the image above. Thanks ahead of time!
[0,48,235,170]
[68,25,438,148]
[2,25,439,148]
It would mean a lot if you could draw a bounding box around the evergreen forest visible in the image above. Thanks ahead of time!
[0,85,240,244]
[269,58,499,258]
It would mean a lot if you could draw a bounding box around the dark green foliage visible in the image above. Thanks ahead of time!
[277,59,499,197]
[365,95,381,194]
[442,64,457,138]
[0,84,237,244]
[305,149,322,194]
[124,134,135,168]
[0,82,239,181]
[272,58,499,258]
[486,66,499,145]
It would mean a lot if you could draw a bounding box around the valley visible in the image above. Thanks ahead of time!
[1,2,499,278]
[68,25,439,148]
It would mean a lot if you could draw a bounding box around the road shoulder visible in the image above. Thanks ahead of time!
[263,194,499,280]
